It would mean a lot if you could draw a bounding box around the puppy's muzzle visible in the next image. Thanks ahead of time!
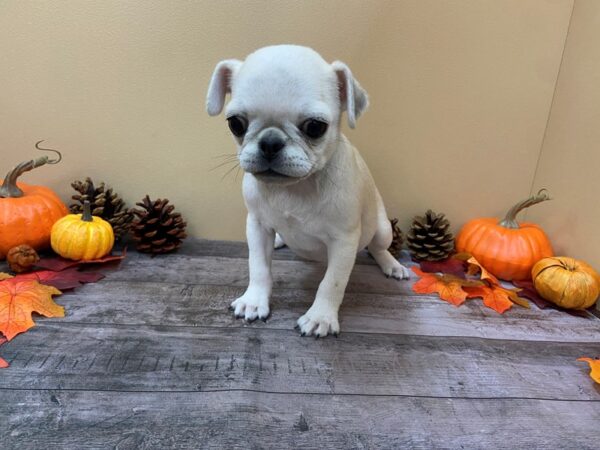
[259,130,285,161]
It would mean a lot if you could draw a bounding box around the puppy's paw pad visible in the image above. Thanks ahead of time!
[231,295,270,322]
[297,308,340,337]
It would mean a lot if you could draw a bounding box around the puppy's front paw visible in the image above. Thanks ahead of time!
[382,259,411,280]
[297,306,340,338]
[231,293,270,322]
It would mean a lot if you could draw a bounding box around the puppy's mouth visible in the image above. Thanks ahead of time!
[254,168,293,179]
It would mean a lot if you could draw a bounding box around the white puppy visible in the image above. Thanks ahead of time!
[207,45,409,337]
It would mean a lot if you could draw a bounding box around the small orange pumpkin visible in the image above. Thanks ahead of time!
[532,257,599,309]
[455,190,553,281]
[0,142,69,259]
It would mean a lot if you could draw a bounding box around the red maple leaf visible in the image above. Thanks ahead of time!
[16,268,105,290]
[419,258,466,278]
[512,280,552,309]
[35,248,127,272]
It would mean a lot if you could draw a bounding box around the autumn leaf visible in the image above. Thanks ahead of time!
[506,289,530,309]
[0,273,12,281]
[412,267,482,306]
[512,280,590,318]
[577,357,600,384]
[0,278,63,341]
[35,248,127,272]
[16,268,105,291]
[454,253,500,285]
[464,285,514,314]
[0,336,7,368]
[512,280,552,309]
[413,255,533,313]
[419,258,466,278]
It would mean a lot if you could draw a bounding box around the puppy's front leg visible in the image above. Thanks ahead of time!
[297,234,360,337]
[231,214,275,321]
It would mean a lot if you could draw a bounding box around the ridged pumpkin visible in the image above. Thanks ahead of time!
[0,142,69,260]
[455,190,553,281]
[532,257,600,309]
[51,201,115,260]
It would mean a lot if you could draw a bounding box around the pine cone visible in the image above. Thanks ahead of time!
[131,196,187,254]
[70,177,133,239]
[406,210,455,261]
[388,218,405,259]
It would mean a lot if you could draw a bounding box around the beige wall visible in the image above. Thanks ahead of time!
[3,0,596,270]
[528,0,600,269]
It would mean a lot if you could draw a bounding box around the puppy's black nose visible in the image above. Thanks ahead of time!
[259,133,285,161]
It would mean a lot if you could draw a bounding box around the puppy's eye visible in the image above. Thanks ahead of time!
[227,116,247,137]
[301,119,328,139]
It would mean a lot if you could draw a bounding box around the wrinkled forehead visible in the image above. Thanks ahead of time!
[227,55,339,121]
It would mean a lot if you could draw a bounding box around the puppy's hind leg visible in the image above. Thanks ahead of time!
[368,207,410,280]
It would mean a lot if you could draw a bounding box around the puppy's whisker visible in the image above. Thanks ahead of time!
[221,162,240,181]
[209,159,239,172]
[212,154,238,160]
[211,156,239,164]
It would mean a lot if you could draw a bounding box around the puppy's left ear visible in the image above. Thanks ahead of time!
[206,59,242,116]
[331,61,369,129]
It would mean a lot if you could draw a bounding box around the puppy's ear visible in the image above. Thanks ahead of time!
[331,61,369,129]
[206,59,242,116]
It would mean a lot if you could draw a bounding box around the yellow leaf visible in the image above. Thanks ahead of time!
[577,358,600,384]
[0,273,13,281]
[506,288,530,309]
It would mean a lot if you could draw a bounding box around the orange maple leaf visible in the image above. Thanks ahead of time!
[412,267,482,306]
[0,278,63,341]
[455,253,500,285]
[577,357,600,384]
[464,285,513,314]
[0,336,7,368]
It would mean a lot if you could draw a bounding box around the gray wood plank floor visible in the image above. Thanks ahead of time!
[1,239,600,449]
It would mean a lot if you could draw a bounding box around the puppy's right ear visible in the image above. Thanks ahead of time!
[206,59,242,116]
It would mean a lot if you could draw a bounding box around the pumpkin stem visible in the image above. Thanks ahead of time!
[499,189,551,229]
[81,200,94,222]
[0,141,63,198]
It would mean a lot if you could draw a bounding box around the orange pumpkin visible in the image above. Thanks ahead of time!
[532,257,599,309]
[455,190,553,281]
[0,142,69,259]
